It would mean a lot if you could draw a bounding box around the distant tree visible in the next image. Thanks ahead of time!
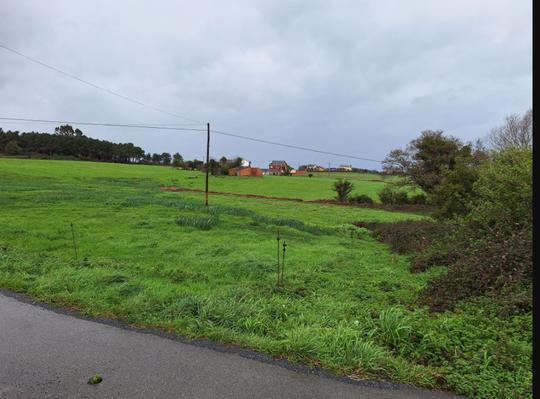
[172,153,184,167]
[4,140,21,155]
[161,152,172,165]
[230,157,243,168]
[192,159,204,170]
[208,158,222,175]
[383,130,489,218]
[488,109,532,151]
[151,153,162,164]
[383,130,486,193]
[54,124,76,136]
[0,127,144,163]
[333,179,354,202]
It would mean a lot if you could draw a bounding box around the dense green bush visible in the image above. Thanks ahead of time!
[421,148,532,312]
[333,179,354,202]
[377,187,411,205]
[409,193,427,205]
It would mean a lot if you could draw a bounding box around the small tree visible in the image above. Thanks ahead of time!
[333,179,353,202]
[54,124,76,136]
[488,109,532,151]
[161,152,171,165]
[151,153,162,164]
[172,153,184,167]
[4,140,21,155]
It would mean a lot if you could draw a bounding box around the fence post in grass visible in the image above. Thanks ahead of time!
[281,241,287,286]
[70,222,78,260]
[276,229,281,287]
[205,122,210,206]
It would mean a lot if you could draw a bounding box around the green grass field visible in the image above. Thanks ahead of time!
[0,158,398,201]
[0,158,531,398]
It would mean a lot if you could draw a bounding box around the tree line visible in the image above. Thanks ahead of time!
[0,125,146,164]
[0,124,245,173]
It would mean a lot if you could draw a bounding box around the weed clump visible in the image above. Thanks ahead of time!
[175,214,219,230]
[87,373,103,385]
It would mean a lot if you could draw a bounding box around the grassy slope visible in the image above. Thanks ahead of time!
[0,158,531,398]
[0,158,396,201]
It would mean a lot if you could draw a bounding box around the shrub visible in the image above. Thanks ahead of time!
[354,220,446,254]
[421,227,532,313]
[377,186,395,204]
[421,148,532,312]
[348,194,374,204]
[333,179,354,202]
[377,186,410,205]
[409,193,427,205]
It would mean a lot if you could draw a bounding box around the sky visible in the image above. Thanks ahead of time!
[0,0,532,169]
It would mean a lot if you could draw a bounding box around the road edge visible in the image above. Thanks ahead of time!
[0,288,462,398]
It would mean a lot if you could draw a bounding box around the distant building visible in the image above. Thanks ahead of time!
[299,164,325,172]
[338,164,353,172]
[240,159,251,167]
[228,166,263,177]
[290,169,307,175]
[268,160,291,175]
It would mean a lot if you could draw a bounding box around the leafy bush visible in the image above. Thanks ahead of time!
[333,179,354,202]
[422,228,532,313]
[377,186,411,205]
[409,193,427,205]
[421,148,532,312]
[348,194,374,204]
[354,220,447,255]
[377,186,395,204]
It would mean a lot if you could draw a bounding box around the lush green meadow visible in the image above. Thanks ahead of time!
[0,158,531,398]
[0,158,396,201]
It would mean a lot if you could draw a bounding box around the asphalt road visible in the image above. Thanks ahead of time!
[0,291,463,399]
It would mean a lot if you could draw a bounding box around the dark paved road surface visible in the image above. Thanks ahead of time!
[0,292,463,399]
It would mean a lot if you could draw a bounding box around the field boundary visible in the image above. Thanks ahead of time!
[160,186,434,214]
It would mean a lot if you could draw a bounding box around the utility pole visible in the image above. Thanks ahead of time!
[205,122,210,206]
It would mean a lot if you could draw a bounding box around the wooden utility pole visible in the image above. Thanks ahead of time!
[205,122,210,206]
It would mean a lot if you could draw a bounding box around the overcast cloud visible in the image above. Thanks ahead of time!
[0,0,532,169]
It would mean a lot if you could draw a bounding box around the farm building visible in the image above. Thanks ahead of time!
[299,164,325,172]
[268,160,291,175]
[290,169,307,175]
[228,166,263,177]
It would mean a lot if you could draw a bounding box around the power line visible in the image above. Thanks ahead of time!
[212,128,383,163]
[0,43,383,163]
[0,117,383,162]
[0,43,202,124]
[0,117,206,133]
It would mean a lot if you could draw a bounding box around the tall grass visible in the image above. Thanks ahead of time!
[175,215,219,230]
